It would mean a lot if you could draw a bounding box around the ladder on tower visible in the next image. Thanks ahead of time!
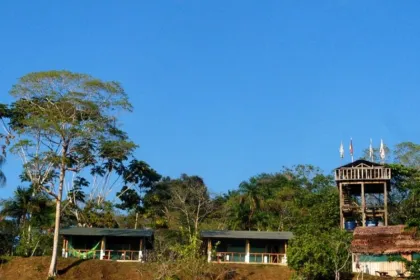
[342,185,354,213]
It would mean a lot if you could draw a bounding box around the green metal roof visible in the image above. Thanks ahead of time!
[60,227,153,237]
[200,230,293,240]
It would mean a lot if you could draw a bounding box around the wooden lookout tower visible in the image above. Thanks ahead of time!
[335,160,391,230]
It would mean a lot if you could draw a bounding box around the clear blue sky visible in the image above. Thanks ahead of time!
[1,1,420,199]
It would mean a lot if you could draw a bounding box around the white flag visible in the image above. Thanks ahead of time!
[369,139,374,161]
[379,139,386,161]
[339,141,344,158]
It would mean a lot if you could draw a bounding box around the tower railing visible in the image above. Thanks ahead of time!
[335,167,391,181]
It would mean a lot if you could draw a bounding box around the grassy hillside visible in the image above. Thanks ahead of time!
[0,257,379,280]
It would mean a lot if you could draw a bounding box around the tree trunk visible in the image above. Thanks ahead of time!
[27,224,32,256]
[48,196,62,277]
[134,212,138,229]
[48,144,67,278]
[27,190,35,250]
[194,212,199,237]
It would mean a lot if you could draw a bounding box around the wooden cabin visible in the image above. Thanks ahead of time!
[335,159,391,230]
[351,225,420,277]
[60,227,154,261]
[201,230,293,265]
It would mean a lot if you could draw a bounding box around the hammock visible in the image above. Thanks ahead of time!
[69,242,101,259]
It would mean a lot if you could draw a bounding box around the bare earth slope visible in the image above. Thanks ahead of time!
[0,257,378,280]
[0,257,292,280]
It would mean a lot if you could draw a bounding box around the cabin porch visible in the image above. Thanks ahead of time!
[60,227,154,262]
[201,230,292,265]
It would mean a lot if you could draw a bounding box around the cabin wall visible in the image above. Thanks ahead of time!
[106,237,141,251]
[249,239,286,254]
[211,238,246,253]
[69,236,102,250]
[352,254,405,276]
[352,261,404,276]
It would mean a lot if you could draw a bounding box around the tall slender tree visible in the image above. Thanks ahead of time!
[7,70,134,278]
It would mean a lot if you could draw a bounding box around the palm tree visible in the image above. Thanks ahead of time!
[0,186,53,229]
[238,176,267,230]
[1,187,33,227]
[1,186,54,256]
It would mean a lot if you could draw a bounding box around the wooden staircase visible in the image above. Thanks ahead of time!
[342,186,355,213]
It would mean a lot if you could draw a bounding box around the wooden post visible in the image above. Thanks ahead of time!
[245,240,250,263]
[62,237,66,257]
[339,183,344,229]
[384,182,388,226]
[207,239,212,263]
[100,236,106,260]
[361,182,366,227]
[65,239,69,258]
[284,241,288,264]
[139,238,143,262]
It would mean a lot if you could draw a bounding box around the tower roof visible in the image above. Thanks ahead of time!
[336,159,384,170]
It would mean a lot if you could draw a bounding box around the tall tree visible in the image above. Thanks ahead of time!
[143,176,173,228]
[386,163,420,226]
[7,70,134,277]
[237,175,268,230]
[394,141,420,168]
[163,174,214,242]
[116,160,161,229]
[361,144,391,162]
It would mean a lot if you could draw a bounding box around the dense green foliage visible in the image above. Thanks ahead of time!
[288,229,352,280]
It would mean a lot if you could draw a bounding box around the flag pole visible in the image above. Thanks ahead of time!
[379,139,386,164]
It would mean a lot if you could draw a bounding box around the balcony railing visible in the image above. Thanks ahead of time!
[335,167,391,181]
[213,252,246,263]
[249,253,286,264]
[67,249,144,261]
[113,250,142,260]
[211,252,286,265]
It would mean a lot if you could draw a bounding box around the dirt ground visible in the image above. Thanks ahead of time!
[0,256,379,280]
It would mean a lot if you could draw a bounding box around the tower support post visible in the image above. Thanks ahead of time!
[339,183,344,229]
[361,182,366,227]
[384,182,388,226]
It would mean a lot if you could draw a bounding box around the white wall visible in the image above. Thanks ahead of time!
[352,260,405,277]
